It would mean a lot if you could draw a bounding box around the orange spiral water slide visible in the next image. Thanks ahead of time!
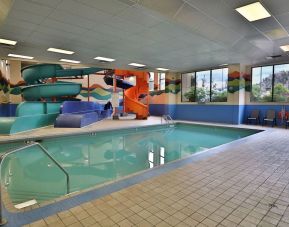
[114,69,149,119]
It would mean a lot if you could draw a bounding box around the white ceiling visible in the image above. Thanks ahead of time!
[1,0,289,72]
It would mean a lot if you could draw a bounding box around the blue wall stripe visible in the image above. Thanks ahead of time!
[150,103,289,125]
[0,104,17,117]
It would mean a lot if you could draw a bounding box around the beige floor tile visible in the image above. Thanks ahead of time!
[201,218,218,227]
[80,216,96,227]
[30,219,47,227]
[61,215,78,226]
[146,215,162,225]
[118,218,134,227]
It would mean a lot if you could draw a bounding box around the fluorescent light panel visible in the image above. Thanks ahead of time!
[60,59,80,64]
[0,38,17,45]
[94,56,115,62]
[8,54,34,59]
[129,63,146,67]
[47,48,74,55]
[156,67,169,71]
[219,64,228,66]
[235,2,271,22]
[280,45,289,52]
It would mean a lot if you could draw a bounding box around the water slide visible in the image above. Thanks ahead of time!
[110,70,149,119]
[54,101,112,128]
[0,64,103,134]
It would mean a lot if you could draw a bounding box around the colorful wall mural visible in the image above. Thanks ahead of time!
[60,75,122,104]
[227,70,251,93]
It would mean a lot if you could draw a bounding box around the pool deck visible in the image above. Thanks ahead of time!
[2,117,289,227]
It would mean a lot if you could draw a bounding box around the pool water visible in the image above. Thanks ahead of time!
[0,124,259,206]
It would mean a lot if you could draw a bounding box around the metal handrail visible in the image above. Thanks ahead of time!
[0,142,70,225]
[166,115,175,124]
[161,115,175,125]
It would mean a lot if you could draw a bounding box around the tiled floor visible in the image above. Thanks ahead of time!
[4,118,289,226]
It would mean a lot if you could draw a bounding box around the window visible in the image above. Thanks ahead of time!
[251,66,273,102]
[181,68,228,102]
[149,72,165,91]
[149,72,154,91]
[159,73,166,90]
[211,68,228,102]
[273,64,289,102]
[181,73,195,102]
[250,64,289,102]
[196,70,210,102]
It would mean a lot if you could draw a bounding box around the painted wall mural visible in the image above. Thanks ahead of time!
[150,77,181,97]
[227,71,251,93]
[0,68,25,103]
[79,84,122,102]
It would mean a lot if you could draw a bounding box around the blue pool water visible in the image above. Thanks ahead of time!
[0,123,259,206]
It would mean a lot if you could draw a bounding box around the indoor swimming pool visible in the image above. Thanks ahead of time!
[0,123,260,208]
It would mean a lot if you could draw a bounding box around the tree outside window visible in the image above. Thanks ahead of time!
[251,66,273,102]
[182,73,195,102]
[196,70,210,102]
[182,68,228,103]
[211,68,228,102]
[250,64,289,102]
[273,64,289,102]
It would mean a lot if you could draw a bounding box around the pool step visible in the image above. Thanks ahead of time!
[15,199,37,209]
[8,189,65,204]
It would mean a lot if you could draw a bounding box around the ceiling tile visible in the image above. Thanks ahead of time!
[262,0,289,15]
[140,0,184,18]
[48,10,96,30]
[174,3,206,30]
[252,17,283,32]
[74,0,131,15]
[12,0,54,16]
[118,5,162,27]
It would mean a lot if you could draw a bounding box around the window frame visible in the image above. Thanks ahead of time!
[250,63,289,103]
[181,67,228,103]
[149,71,155,92]
[158,73,166,91]
[181,72,196,103]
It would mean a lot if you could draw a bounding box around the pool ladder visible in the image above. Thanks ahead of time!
[0,142,70,225]
[161,115,175,126]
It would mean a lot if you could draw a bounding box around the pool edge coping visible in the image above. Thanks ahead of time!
[1,123,269,227]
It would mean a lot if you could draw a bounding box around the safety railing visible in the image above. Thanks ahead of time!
[0,142,70,225]
[161,115,175,125]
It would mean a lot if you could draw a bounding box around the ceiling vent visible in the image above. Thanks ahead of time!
[266,54,282,59]
[98,60,111,64]
[0,43,16,49]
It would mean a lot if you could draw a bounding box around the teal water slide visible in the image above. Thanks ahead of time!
[0,64,103,134]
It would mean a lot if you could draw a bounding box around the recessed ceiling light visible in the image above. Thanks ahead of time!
[280,45,289,52]
[219,64,228,66]
[129,63,146,67]
[0,38,17,45]
[47,48,74,55]
[156,68,169,71]
[235,2,271,22]
[8,54,34,59]
[94,56,115,62]
[60,59,80,64]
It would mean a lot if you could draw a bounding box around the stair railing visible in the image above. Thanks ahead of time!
[0,142,70,225]
[161,115,175,125]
